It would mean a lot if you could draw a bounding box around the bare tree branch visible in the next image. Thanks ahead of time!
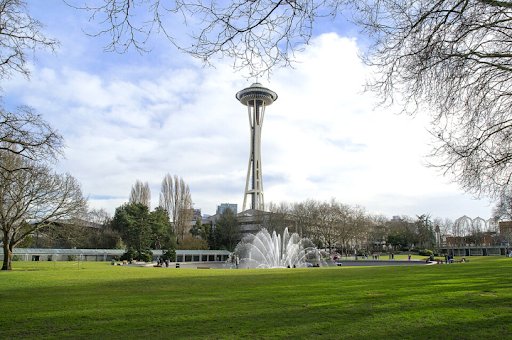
[68,0,334,77]
[348,0,512,198]
[0,0,58,79]
[0,105,64,173]
[0,151,86,270]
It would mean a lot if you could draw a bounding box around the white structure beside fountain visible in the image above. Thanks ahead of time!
[236,83,278,212]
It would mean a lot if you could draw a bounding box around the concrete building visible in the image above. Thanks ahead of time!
[3,248,231,264]
[216,203,238,216]
[237,209,270,234]
[499,221,512,235]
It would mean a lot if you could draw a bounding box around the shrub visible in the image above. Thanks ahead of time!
[121,249,153,262]
[137,250,153,262]
[162,248,176,262]
[120,249,135,262]
[419,249,433,256]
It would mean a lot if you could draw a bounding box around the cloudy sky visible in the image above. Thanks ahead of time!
[3,1,493,220]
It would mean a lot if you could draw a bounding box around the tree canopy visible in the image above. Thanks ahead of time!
[210,209,239,251]
[110,202,174,261]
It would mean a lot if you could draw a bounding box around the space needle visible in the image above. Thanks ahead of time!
[236,83,278,211]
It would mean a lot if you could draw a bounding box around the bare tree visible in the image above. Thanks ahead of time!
[70,0,337,77]
[336,204,360,256]
[129,180,151,208]
[314,200,341,253]
[288,199,364,254]
[348,0,512,199]
[493,189,512,221]
[159,174,193,243]
[348,205,374,253]
[0,0,58,79]
[177,186,193,243]
[290,199,318,238]
[265,201,293,234]
[0,106,63,169]
[0,151,87,270]
[86,207,111,226]
[0,1,87,270]
[366,214,388,254]
[0,1,61,168]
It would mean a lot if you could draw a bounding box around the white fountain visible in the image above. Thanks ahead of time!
[232,227,326,269]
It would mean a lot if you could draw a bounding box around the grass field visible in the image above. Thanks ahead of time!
[1,257,511,339]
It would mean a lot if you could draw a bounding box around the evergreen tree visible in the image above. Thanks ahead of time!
[110,203,153,261]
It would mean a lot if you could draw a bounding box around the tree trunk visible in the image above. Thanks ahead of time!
[2,242,12,270]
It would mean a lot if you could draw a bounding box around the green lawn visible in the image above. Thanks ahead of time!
[1,257,511,339]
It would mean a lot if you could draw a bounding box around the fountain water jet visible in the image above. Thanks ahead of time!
[232,227,327,268]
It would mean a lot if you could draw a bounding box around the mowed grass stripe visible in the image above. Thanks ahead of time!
[0,257,511,339]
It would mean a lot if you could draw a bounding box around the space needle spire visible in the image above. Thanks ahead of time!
[236,83,278,211]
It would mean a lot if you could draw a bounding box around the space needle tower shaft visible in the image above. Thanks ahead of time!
[236,83,278,211]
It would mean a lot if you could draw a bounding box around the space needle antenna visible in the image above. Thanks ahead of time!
[236,83,278,211]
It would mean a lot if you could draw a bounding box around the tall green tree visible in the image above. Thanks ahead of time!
[386,217,418,250]
[111,203,153,261]
[190,217,211,241]
[110,203,175,261]
[149,206,173,250]
[415,214,435,249]
[213,209,239,251]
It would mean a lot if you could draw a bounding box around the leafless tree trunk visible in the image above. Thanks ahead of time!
[129,180,151,208]
[0,151,86,270]
[159,174,193,243]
